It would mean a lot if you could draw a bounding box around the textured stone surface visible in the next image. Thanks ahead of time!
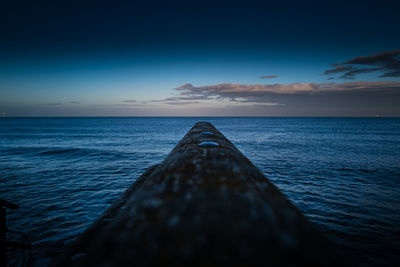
[52,122,341,266]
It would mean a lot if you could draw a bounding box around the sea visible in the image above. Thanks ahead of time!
[1,117,399,266]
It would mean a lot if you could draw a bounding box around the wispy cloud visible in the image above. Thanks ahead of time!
[164,101,200,105]
[324,65,352,75]
[260,75,278,79]
[339,67,382,79]
[324,49,400,79]
[37,102,62,106]
[69,101,80,104]
[121,99,137,103]
[147,93,209,105]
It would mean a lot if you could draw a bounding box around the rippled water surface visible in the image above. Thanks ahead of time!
[1,117,400,266]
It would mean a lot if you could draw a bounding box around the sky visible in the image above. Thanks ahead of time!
[1,0,400,116]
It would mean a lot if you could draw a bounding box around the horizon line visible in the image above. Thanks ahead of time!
[1,115,398,118]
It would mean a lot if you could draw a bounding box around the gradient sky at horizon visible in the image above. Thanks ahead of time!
[1,0,400,116]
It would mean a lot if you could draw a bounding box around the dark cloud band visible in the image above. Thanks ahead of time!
[325,49,400,79]
[260,75,278,79]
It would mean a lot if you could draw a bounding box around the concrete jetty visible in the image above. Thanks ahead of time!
[52,122,341,266]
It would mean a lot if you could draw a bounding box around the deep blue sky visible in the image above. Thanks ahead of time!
[1,0,400,116]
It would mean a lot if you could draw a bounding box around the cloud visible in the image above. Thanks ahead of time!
[344,50,400,66]
[260,75,278,79]
[324,65,352,75]
[324,49,400,79]
[174,81,400,96]
[163,95,209,101]
[153,81,400,116]
[121,99,137,103]
[169,81,400,106]
[338,67,382,79]
[69,101,80,104]
[147,92,210,105]
[164,101,200,105]
[37,102,62,106]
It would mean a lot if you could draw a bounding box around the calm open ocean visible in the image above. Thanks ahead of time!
[1,117,399,266]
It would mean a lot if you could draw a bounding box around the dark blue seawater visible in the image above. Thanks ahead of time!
[1,117,399,266]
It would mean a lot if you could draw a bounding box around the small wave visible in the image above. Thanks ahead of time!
[1,146,125,160]
[335,168,377,174]
[39,148,85,156]
[357,168,377,174]
[335,168,354,172]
